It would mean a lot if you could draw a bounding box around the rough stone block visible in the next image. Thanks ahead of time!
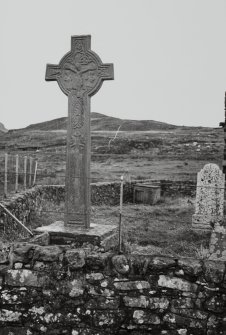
[177,258,202,276]
[133,310,160,325]
[150,256,176,269]
[5,269,48,287]
[203,261,225,284]
[169,307,208,320]
[163,313,205,329]
[86,272,104,282]
[205,296,226,313]
[9,243,34,264]
[85,296,120,309]
[30,231,50,246]
[0,251,8,264]
[112,255,130,274]
[171,297,194,309]
[0,328,29,335]
[0,309,22,322]
[92,310,125,328]
[86,252,111,270]
[209,222,226,261]
[65,249,86,269]
[69,279,84,297]
[114,280,150,291]
[33,261,48,271]
[14,262,23,269]
[33,245,63,262]
[158,275,198,292]
[124,296,169,309]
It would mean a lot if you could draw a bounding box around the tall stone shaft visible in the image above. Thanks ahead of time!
[45,35,114,227]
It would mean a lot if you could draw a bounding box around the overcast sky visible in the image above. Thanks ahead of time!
[1,0,226,129]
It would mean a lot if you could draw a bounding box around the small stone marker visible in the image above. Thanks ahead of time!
[209,219,226,261]
[45,35,114,227]
[192,163,225,230]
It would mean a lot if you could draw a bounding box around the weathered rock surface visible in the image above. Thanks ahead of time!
[0,243,225,333]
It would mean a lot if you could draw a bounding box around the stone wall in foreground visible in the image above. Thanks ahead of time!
[0,243,225,334]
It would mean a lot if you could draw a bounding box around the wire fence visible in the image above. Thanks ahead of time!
[0,153,37,200]
[0,144,223,201]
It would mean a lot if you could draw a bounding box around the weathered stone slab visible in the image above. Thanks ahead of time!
[192,164,224,230]
[158,275,198,292]
[133,310,160,325]
[5,269,48,287]
[209,220,226,261]
[0,327,29,335]
[114,280,150,291]
[34,221,117,250]
[124,296,169,309]
[65,249,86,269]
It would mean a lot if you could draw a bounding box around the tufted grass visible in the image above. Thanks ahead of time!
[31,195,211,259]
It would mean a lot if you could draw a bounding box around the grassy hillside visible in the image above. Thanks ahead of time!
[0,113,223,184]
[21,113,178,132]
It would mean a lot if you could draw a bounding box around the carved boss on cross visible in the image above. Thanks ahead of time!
[46,37,113,97]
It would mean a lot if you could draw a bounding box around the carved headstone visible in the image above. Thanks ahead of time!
[192,163,225,230]
[45,35,114,228]
[222,91,226,176]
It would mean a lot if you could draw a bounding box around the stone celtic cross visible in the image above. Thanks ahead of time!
[46,35,114,227]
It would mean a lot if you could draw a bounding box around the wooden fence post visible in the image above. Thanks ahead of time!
[15,154,19,192]
[33,161,38,186]
[29,157,33,187]
[24,156,27,190]
[4,153,8,197]
[119,175,124,253]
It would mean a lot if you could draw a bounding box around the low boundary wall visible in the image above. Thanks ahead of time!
[0,243,225,334]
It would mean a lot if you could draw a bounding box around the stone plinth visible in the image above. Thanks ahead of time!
[34,221,118,251]
[192,164,224,231]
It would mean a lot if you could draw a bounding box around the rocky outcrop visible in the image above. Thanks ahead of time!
[0,122,8,133]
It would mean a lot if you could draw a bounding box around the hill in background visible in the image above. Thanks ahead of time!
[24,112,178,132]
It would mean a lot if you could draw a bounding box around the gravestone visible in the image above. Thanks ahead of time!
[221,91,226,176]
[35,35,117,248]
[192,163,225,230]
[45,35,113,227]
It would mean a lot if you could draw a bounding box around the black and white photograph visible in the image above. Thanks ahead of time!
[0,1,226,334]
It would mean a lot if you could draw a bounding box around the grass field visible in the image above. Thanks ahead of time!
[0,124,222,258]
[31,196,211,259]
[0,126,223,185]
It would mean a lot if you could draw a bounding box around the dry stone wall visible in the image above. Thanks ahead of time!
[0,243,225,334]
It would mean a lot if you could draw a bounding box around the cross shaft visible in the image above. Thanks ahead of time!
[46,35,114,227]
